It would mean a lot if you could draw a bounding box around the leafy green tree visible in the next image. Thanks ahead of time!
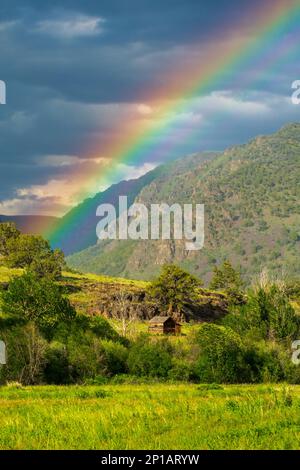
[29,248,65,279]
[149,264,202,315]
[210,260,244,303]
[6,234,48,267]
[193,324,248,383]
[6,234,65,279]
[223,284,299,342]
[0,222,20,258]
[1,272,76,339]
[0,323,47,385]
[267,286,299,340]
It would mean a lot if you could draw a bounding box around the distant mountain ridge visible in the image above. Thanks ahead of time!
[0,215,58,235]
[48,152,216,255]
[67,123,300,283]
[48,166,162,255]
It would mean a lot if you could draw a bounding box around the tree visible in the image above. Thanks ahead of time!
[0,222,20,258]
[149,264,202,316]
[223,282,300,342]
[210,260,244,304]
[29,248,65,279]
[269,287,299,340]
[5,234,65,279]
[1,272,76,339]
[1,323,47,385]
[194,324,248,383]
[255,285,299,341]
[110,291,137,338]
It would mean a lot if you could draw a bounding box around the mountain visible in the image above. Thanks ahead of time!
[67,123,300,283]
[48,166,163,255]
[49,152,216,255]
[0,215,58,235]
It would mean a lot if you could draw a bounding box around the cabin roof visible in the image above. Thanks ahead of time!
[149,316,173,324]
[149,316,181,325]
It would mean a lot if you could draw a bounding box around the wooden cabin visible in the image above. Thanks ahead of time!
[148,316,181,335]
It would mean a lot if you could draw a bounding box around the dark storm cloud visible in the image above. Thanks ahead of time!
[0,0,280,104]
[0,0,299,213]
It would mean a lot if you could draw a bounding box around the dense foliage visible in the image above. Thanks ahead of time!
[0,222,65,279]
[0,223,300,386]
[209,260,244,304]
[1,272,76,339]
[148,264,202,315]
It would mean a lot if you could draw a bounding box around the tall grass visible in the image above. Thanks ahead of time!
[0,384,300,449]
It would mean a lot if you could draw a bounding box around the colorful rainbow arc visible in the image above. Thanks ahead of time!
[45,0,300,248]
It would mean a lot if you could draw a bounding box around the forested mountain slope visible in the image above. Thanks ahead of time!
[68,124,300,283]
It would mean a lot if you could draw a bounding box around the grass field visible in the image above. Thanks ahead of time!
[0,383,300,450]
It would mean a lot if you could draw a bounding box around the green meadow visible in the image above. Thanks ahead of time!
[0,383,300,450]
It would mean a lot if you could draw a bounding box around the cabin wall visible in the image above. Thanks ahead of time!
[148,325,165,334]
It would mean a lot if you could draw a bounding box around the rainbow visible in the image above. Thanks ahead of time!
[44,0,300,250]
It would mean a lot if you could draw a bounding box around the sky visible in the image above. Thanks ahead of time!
[0,0,299,216]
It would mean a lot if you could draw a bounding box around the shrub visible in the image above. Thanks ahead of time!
[0,323,47,385]
[43,342,71,384]
[54,313,122,343]
[127,336,173,378]
[242,342,285,383]
[193,324,247,383]
[168,358,193,382]
[100,340,128,376]
[66,331,105,383]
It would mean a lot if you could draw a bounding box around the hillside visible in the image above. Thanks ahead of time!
[48,152,216,255]
[0,266,228,323]
[67,123,300,283]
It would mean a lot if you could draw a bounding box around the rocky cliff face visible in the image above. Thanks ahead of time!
[61,274,228,323]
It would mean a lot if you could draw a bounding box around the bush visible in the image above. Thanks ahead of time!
[66,331,105,383]
[0,323,47,385]
[242,342,285,383]
[43,342,71,384]
[43,334,128,384]
[100,340,128,376]
[127,336,173,378]
[54,313,122,343]
[193,324,248,383]
[168,358,194,382]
